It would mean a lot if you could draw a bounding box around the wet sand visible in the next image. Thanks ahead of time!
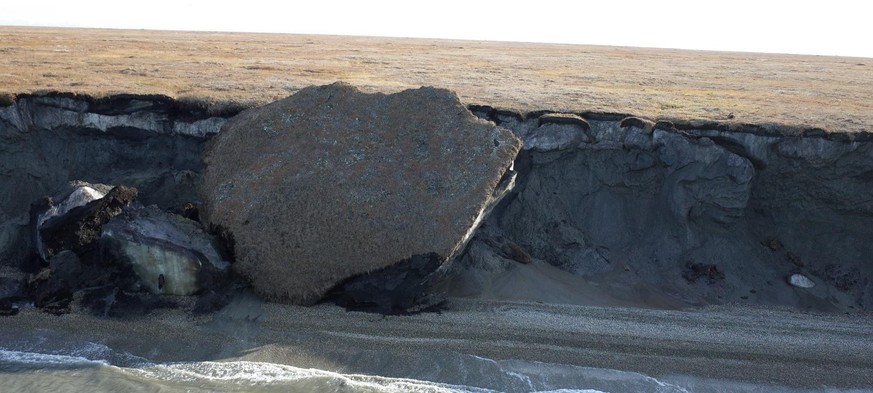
[2,295,871,390]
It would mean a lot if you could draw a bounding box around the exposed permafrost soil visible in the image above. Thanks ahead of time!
[2,27,873,133]
[2,93,871,312]
[449,109,873,312]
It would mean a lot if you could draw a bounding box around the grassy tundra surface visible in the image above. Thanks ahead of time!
[1,26,872,133]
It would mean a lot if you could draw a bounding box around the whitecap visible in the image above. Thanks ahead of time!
[0,348,108,367]
[125,360,497,393]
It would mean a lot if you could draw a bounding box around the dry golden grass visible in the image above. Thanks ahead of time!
[1,26,872,132]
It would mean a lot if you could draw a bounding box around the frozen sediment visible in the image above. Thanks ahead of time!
[2,91,873,312]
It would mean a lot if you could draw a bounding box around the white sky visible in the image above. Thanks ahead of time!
[2,0,871,58]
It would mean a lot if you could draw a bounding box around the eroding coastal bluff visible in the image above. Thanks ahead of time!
[1,82,872,316]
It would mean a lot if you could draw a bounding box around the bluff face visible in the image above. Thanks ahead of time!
[2,87,872,314]
[450,109,873,311]
[200,83,521,304]
[0,94,230,270]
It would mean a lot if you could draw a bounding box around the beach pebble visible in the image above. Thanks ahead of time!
[788,274,816,288]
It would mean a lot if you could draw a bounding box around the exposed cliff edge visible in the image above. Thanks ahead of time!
[0,94,238,271]
[450,108,873,311]
[1,92,871,313]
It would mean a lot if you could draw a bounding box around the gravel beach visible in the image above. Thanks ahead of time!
[2,295,871,391]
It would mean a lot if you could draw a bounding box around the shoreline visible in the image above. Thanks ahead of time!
[2,296,872,390]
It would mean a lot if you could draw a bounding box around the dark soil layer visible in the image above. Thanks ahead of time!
[3,91,872,313]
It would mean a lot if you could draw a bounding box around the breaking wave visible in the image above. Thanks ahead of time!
[1,343,867,393]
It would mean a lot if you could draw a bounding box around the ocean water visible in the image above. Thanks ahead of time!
[2,341,870,393]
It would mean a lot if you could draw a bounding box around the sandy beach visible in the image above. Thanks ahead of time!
[2,295,872,391]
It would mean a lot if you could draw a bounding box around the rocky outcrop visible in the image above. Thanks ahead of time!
[201,83,521,305]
